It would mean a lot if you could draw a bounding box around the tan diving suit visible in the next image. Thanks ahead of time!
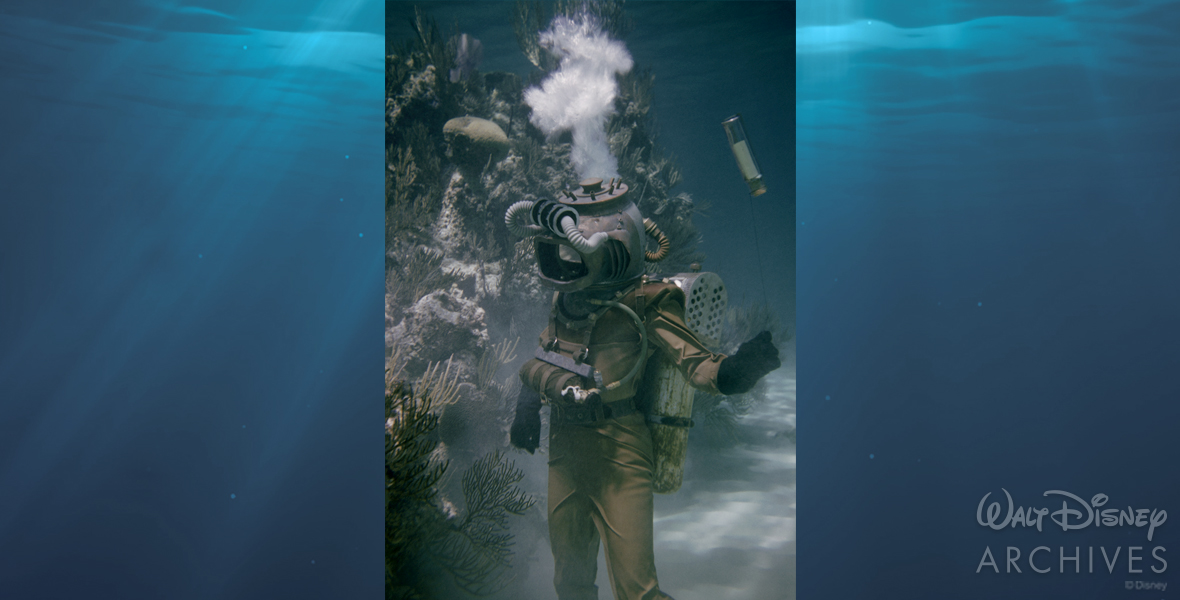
[506,179,779,600]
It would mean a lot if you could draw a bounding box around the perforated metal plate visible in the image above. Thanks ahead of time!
[669,272,726,347]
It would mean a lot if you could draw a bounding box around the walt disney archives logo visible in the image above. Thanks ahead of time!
[974,489,1167,575]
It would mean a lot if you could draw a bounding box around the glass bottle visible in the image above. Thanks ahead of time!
[721,114,767,197]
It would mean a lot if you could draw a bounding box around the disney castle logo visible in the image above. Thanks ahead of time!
[975,489,1167,575]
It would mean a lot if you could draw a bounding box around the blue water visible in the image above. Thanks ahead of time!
[13,1,1173,598]
[0,2,383,598]
[390,1,796,327]
[389,4,796,599]
[799,2,1180,599]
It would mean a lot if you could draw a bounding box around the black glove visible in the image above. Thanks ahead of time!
[509,386,543,454]
[716,331,781,395]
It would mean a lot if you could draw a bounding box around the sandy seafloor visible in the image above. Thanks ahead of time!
[654,365,797,600]
[510,353,797,600]
[387,4,796,597]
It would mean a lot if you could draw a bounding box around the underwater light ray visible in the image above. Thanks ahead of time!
[1054,3,1120,165]
[0,4,383,555]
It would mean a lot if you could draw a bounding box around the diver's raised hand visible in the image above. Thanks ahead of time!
[716,331,781,395]
[510,386,543,454]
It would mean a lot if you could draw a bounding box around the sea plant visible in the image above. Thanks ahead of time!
[387,356,536,599]
[387,245,460,313]
[432,451,537,596]
[476,337,520,397]
[386,370,450,598]
[513,1,553,72]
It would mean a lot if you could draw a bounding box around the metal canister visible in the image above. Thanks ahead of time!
[722,114,767,197]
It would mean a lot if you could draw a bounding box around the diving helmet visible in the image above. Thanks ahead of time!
[504,178,670,291]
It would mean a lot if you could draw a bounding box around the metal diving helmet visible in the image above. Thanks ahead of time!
[504,178,670,291]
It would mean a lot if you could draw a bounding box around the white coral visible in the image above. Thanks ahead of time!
[388,64,437,127]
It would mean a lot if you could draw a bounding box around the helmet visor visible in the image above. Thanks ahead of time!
[535,239,589,283]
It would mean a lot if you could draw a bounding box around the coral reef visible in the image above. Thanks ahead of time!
[387,361,537,599]
[512,2,552,72]
[432,451,537,596]
[449,34,483,83]
[386,373,449,599]
[443,116,510,172]
[389,287,489,379]
[476,337,520,399]
[387,3,779,596]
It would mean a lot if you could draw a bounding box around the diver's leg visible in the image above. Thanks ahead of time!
[549,425,602,600]
[595,413,674,600]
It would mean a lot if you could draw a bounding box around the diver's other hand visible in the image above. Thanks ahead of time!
[510,387,543,454]
[716,330,781,395]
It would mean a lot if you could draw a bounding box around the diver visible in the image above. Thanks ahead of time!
[505,178,780,600]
